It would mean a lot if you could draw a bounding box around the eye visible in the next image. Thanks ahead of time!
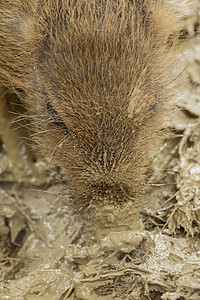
[149,102,157,112]
[148,94,159,114]
[46,101,70,134]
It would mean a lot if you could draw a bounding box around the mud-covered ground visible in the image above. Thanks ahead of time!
[1,2,200,300]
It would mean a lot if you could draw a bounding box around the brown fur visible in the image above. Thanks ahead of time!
[0,0,175,205]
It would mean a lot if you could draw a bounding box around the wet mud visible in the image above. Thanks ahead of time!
[1,2,200,299]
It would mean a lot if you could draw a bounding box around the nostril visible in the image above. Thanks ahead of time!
[91,180,130,198]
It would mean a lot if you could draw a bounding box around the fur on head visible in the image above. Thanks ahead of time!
[0,0,175,205]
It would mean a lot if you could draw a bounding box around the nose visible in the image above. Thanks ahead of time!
[91,180,131,201]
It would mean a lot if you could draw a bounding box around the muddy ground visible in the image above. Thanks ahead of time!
[1,2,200,300]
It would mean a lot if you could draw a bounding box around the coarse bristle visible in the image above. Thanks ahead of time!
[0,0,176,207]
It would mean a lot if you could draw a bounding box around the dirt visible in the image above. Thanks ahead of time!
[1,2,200,300]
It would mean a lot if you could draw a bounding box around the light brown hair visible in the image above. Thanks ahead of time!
[0,0,175,206]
